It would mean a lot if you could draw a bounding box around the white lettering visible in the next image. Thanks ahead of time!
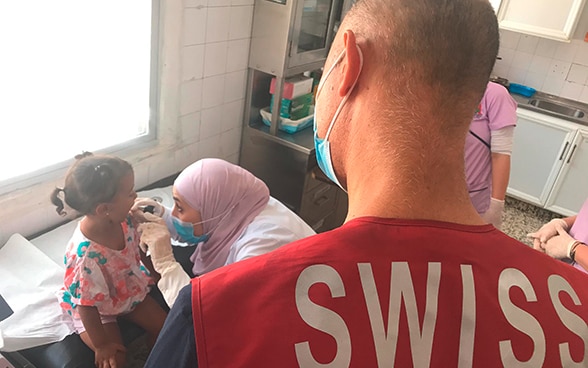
[498,268,545,367]
[295,265,351,368]
[358,262,440,367]
[548,274,588,367]
[458,265,475,368]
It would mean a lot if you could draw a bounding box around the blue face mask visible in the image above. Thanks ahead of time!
[314,45,363,191]
[172,216,210,244]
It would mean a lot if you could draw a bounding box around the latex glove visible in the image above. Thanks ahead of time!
[543,224,577,259]
[527,218,568,251]
[137,219,176,275]
[481,198,504,230]
[131,198,165,224]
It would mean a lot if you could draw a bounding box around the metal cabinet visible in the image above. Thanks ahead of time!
[239,0,351,232]
[507,108,588,216]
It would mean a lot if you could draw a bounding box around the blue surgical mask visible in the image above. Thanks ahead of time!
[172,216,210,244]
[170,205,235,244]
[314,45,363,191]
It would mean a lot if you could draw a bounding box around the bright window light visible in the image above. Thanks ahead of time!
[0,1,155,182]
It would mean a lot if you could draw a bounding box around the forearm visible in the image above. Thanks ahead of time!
[157,263,191,308]
[491,153,510,200]
[573,243,588,271]
[77,306,109,347]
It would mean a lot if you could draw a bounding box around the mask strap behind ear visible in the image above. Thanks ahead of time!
[325,45,364,140]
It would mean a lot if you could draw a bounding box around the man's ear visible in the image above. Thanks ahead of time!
[339,29,362,97]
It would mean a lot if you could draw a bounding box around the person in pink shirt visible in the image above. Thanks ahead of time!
[529,197,588,272]
[465,81,517,229]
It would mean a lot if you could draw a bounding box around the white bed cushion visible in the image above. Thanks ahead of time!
[0,234,74,352]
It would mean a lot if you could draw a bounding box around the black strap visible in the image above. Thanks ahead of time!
[469,130,490,149]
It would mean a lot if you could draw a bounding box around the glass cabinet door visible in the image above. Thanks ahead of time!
[289,0,341,69]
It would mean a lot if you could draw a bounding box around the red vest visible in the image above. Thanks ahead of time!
[192,218,588,367]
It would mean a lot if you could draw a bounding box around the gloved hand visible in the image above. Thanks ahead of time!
[481,197,504,230]
[131,198,165,224]
[543,224,577,259]
[137,216,176,275]
[527,218,568,251]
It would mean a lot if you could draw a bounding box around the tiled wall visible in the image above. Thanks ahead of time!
[493,30,588,103]
[180,0,254,161]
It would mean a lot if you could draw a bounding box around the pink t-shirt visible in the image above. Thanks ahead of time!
[570,197,588,272]
[465,82,517,213]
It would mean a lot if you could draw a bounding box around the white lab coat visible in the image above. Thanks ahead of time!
[158,197,316,307]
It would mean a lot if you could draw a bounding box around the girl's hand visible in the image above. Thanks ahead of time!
[94,342,126,368]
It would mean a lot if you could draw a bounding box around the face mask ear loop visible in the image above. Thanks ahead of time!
[324,45,364,140]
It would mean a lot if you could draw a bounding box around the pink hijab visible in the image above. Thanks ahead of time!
[174,158,270,275]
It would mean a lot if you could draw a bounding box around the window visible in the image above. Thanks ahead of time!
[0,1,158,183]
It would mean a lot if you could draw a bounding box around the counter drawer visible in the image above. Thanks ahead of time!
[300,181,338,224]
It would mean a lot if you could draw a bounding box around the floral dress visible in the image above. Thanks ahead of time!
[60,215,153,319]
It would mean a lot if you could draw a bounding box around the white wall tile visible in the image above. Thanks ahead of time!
[560,81,584,100]
[497,47,515,68]
[200,105,224,139]
[579,85,588,104]
[185,0,207,7]
[492,62,509,79]
[499,30,520,49]
[232,0,254,4]
[224,70,247,103]
[524,72,547,90]
[528,55,552,75]
[180,79,203,115]
[567,63,588,84]
[222,99,244,132]
[202,75,225,109]
[507,67,527,84]
[548,60,572,78]
[206,7,231,43]
[554,42,578,62]
[197,134,223,158]
[535,38,558,58]
[574,44,588,66]
[220,127,242,156]
[204,41,228,77]
[183,8,207,46]
[175,142,200,172]
[511,51,534,70]
[542,76,565,95]
[210,0,232,6]
[517,35,539,54]
[227,38,250,72]
[180,111,201,143]
[229,5,254,40]
[182,45,205,81]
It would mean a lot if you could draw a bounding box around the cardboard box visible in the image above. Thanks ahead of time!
[270,76,314,100]
[270,93,313,120]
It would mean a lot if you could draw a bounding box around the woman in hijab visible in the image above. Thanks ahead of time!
[133,158,316,307]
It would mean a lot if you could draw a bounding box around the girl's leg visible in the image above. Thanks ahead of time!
[122,294,167,348]
[79,322,126,368]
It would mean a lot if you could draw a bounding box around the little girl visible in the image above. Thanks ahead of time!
[50,152,167,368]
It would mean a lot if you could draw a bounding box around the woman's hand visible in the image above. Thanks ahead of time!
[131,198,165,223]
[138,220,176,274]
[527,218,568,251]
[94,342,126,368]
[543,224,577,260]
